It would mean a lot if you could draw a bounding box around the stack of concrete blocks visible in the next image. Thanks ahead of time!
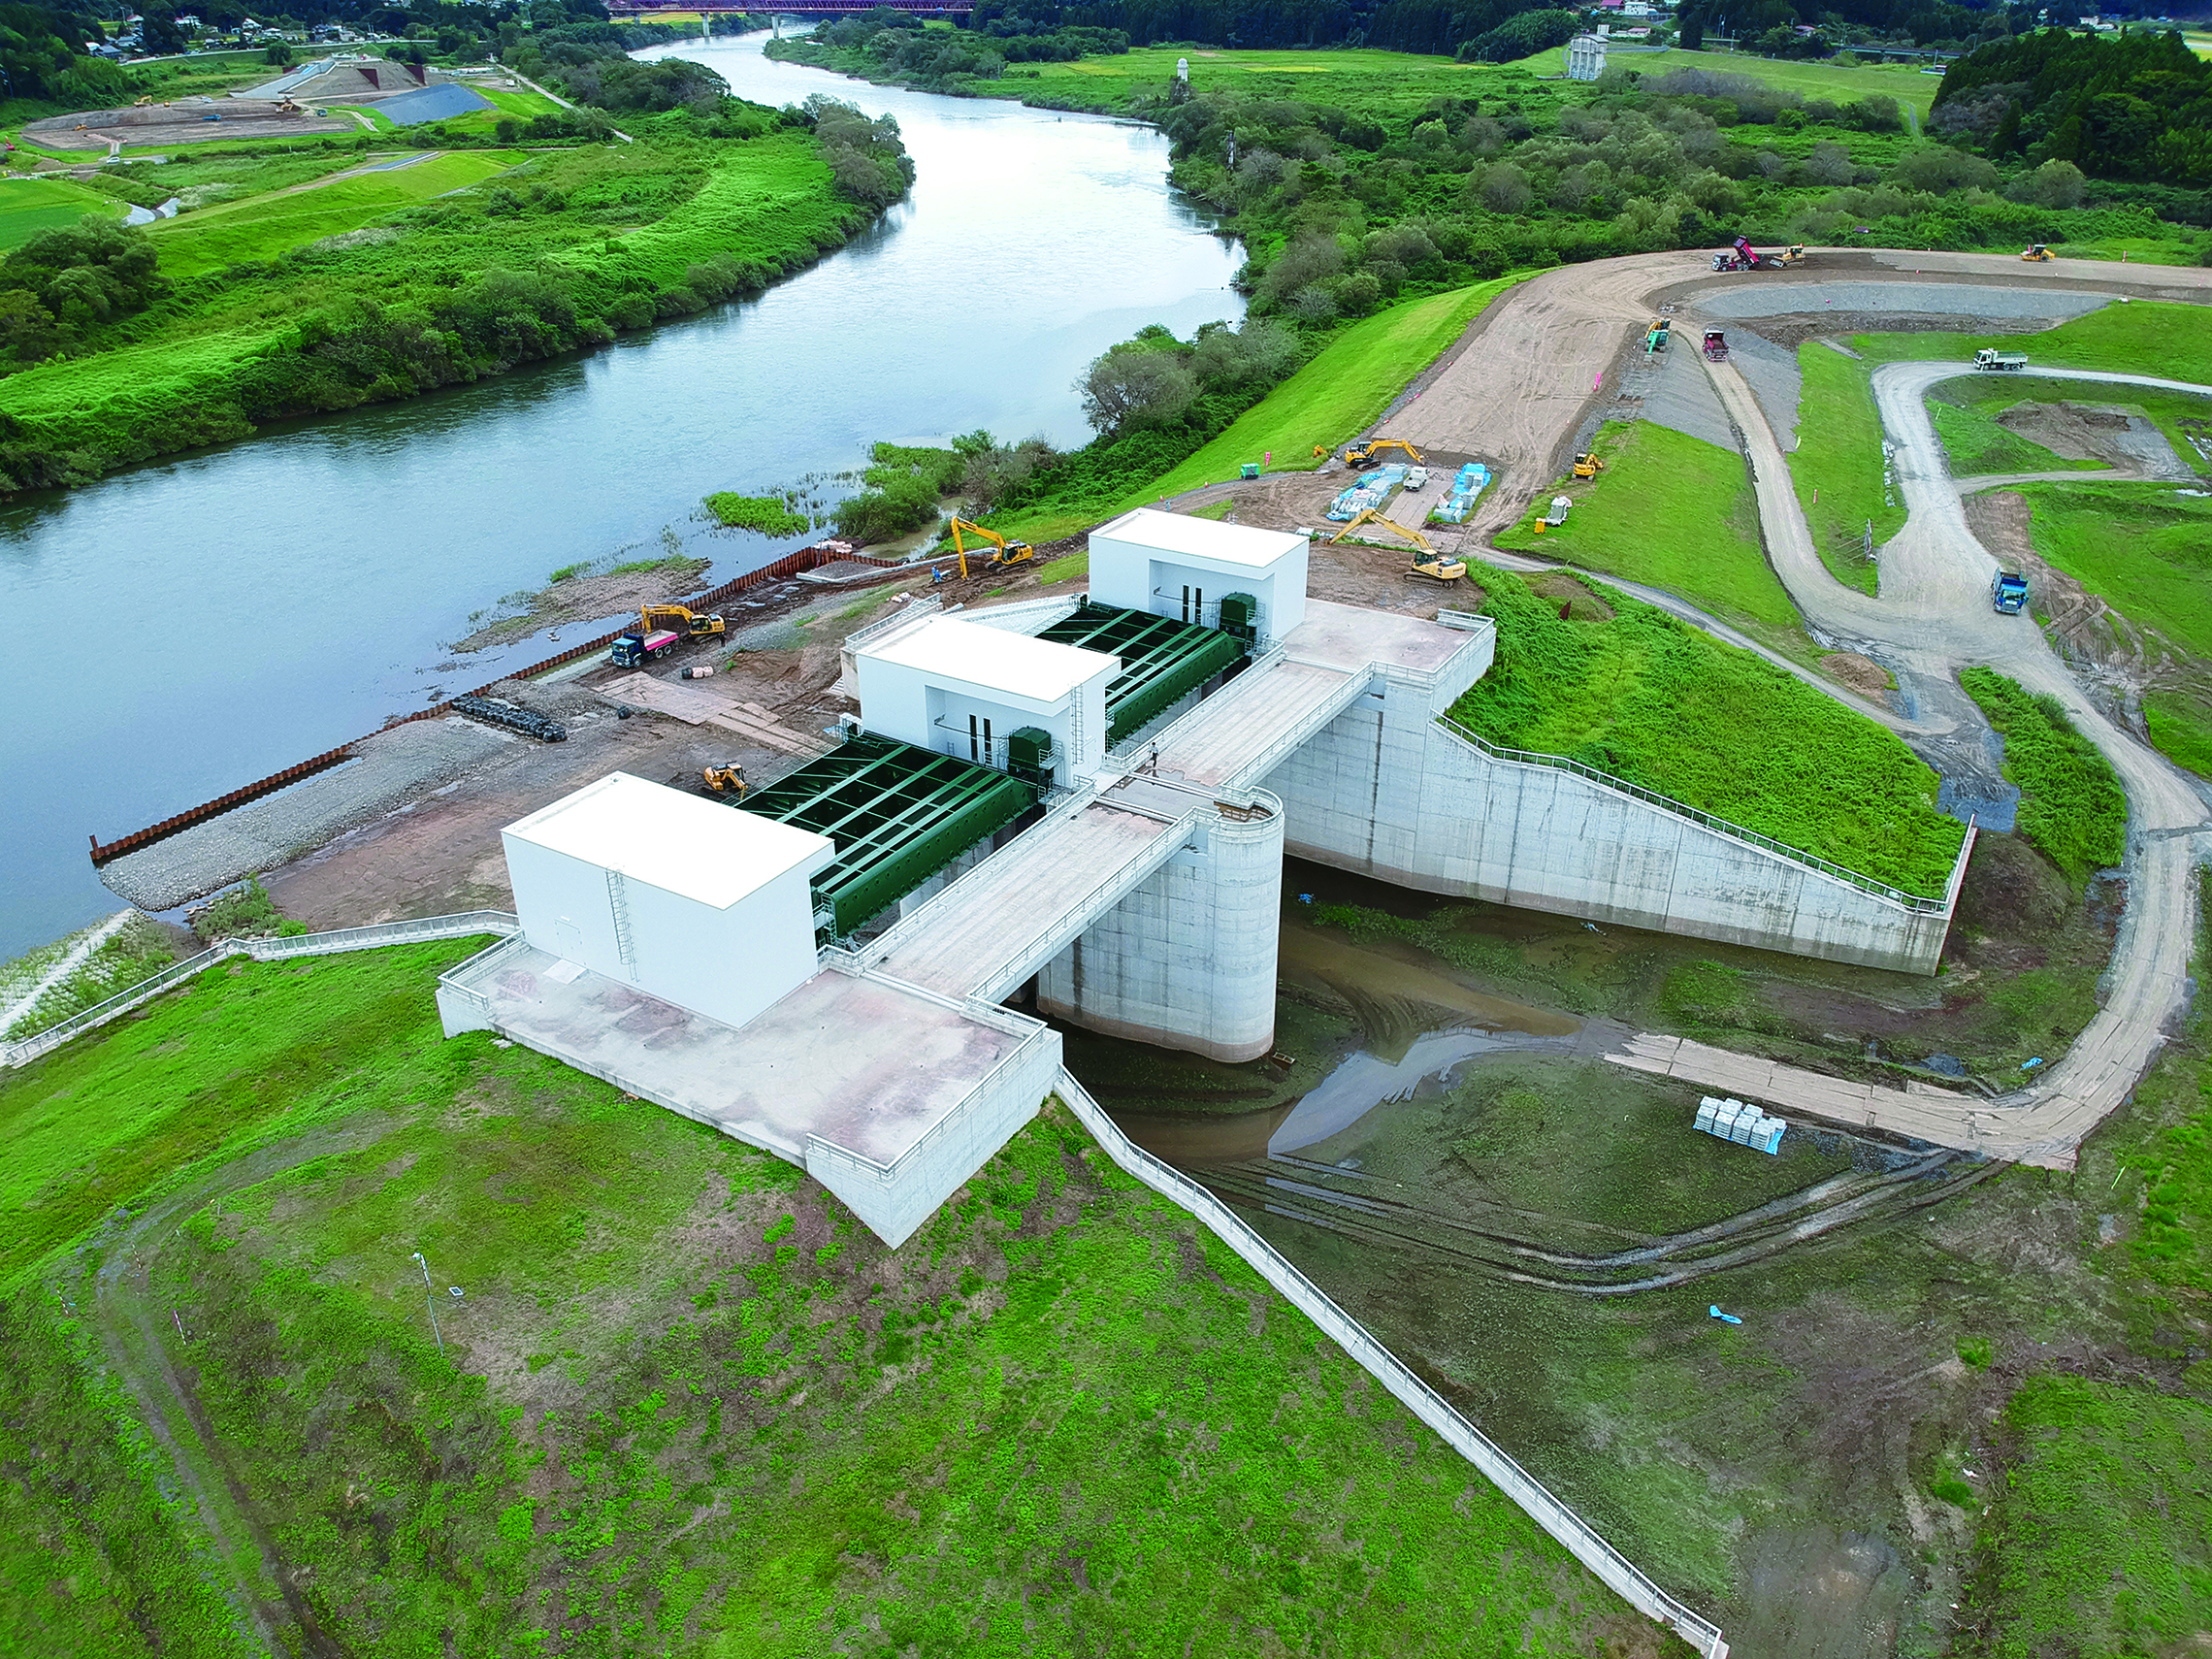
[1036,792,1285,1062]
[1695,1095,1787,1155]
[1259,615,1966,975]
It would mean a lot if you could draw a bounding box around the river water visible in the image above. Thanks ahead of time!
[0,33,1242,959]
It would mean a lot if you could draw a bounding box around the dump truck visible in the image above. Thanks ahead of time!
[1711,236,1768,273]
[1992,570,2030,614]
[1703,329,1729,361]
[1973,348,2029,372]
[609,628,683,667]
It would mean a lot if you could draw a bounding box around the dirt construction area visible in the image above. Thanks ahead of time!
[23,100,352,148]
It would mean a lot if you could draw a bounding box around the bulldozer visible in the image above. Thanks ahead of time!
[1330,507,1466,581]
[641,603,725,638]
[1342,438,1423,470]
[702,764,748,800]
[947,517,1033,578]
[1572,451,1606,479]
[1777,244,1807,266]
[2021,244,2054,262]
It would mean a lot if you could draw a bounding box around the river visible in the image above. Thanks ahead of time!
[0,32,1242,960]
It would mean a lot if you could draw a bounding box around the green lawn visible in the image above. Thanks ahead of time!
[1131,277,1519,506]
[0,174,125,249]
[146,149,522,277]
[1786,342,1900,595]
[1513,43,1941,115]
[1450,569,1964,895]
[1857,299,2212,380]
[1974,1376,2212,1656]
[1495,419,1813,662]
[0,943,1650,1657]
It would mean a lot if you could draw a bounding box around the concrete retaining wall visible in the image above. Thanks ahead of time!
[1265,698,1961,974]
[1037,792,1285,1061]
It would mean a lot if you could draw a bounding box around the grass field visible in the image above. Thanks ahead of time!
[146,149,522,277]
[0,174,125,249]
[1857,300,2212,381]
[1010,44,1489,119]
[1785,342,1901,595]
[1514,43,1940,115]
[1494,419,1814,662]
[0,942,1649,1655]
[1973,1376,2212,1656]
[1451,569,1964,894]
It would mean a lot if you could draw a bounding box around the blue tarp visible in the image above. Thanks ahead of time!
[375,82,496,126]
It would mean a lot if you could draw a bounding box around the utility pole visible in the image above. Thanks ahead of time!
[410,1251,443,1355]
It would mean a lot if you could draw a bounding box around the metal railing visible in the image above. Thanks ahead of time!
[1437,715,1959,914]
[1052,1067,1729,1659]
[3,911,520,1069]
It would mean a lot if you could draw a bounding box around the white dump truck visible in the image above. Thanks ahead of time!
[1973,348,2029,372]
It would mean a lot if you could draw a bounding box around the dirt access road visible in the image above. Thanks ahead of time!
[1337,248,2211,1167]
[1679,351,2210,1166]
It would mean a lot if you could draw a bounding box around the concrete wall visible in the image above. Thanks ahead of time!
[1036,791,1285,1061]
[803,992,1061,1248]
[1262,696,1958,974]
[503,833,826,1028]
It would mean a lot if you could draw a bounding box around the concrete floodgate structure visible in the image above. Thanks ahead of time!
[440,510,1968,1255]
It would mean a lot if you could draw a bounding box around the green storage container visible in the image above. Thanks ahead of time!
[1219,593,1257,644]
[1006,726,1055,789]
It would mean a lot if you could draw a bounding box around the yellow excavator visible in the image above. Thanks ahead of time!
[1330,508,1467,581]
[641,603,725,638]
[1343,438,1423,470]
[702,764,747,799]
[1572,451,1606,478]
[946,517,1033,577]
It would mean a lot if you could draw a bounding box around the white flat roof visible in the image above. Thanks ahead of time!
[862,613,1117,703]
[1094,507,1309,570]
[504,772,832,910]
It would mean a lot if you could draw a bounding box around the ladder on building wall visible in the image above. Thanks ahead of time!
[605,868,638,978]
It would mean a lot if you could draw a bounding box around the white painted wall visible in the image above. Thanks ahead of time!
[503,828,830,1030]
[1089,509,1309,641]
[859,651,1111,788]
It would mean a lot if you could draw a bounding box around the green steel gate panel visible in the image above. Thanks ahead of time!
[1036,602,1246,745]
[743,732,1034,937]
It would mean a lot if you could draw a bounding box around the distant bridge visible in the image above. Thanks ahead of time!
[610,0,974,15]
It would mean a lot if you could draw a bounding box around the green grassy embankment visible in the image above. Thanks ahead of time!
[0,911,178,1042]
[1958,667,2128,883]
[145,150,524,278]
[1859,299,2212,380]
[1494,419,1817,663]
[1138,276,1515,504]
[1785,342,1899,596]
[0,122,879,487]
[1449,570,1964,895]
[2001,481,2212,780]
[0,942,1651,1656]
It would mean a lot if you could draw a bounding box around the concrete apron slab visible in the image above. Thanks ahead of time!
[438,937,1059,1246]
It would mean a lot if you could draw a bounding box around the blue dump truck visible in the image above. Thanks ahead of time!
[1993,569,2030,613]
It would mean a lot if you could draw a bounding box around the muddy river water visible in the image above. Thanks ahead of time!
[0,32,1242,958]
